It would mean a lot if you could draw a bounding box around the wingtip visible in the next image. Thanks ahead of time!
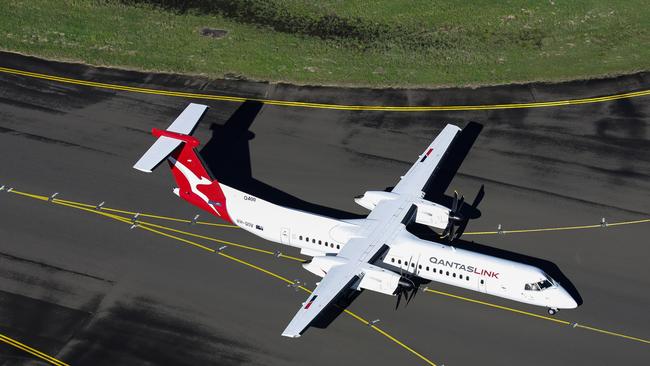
[281,332,301,338]
[133,164,153,173]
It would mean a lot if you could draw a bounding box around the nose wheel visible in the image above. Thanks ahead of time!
[547,308,559,315]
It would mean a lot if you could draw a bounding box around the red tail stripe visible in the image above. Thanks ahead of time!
[152,128,201,147]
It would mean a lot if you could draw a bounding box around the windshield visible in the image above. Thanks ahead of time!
[524,279,553,291]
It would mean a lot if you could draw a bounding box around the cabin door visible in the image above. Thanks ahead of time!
[280,227,291,245]
[478,278,487,293]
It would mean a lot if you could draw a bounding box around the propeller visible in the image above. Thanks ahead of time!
[442,191,464,241]
[394,256,421,310]
[394,277,417,310]
[452,184,485,240]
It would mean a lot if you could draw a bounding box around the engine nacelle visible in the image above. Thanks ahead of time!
[414,199,450,230]
[356,265,402,296]
[302,256,348,278]
[354,191,398,210]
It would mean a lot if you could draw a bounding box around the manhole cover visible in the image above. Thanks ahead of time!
[200,27,228,39]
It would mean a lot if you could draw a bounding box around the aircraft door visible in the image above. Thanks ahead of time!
[280,228,291,245]
[478,278,487,293]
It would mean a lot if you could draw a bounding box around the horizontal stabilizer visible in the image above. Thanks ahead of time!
[133,136,183,173]
[133,103,208,173]
[167,103,209,135]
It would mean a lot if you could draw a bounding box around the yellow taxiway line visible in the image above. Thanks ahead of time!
[14,191,649,238]
[4,187,649,365]
[0,333,70,366]
[423,288,650,345]
[463,218,650,236]
[0,66,649,112]
[4,188,438,366]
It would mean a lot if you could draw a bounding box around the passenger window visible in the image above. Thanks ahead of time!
[453,273,456,278]
[467,276,470,281]
[330,243,334,248]
[480,279,484,284]
[306,237,309,242]
[411,263,415,268]
[433,268,436,273]
[398,259,402,264]
[418,264,422,269]
[299,235,303,240]
[312,239,316,243]
[336,244,340,249]
[446,271,449,276]
[459,275,463,279]
[391,258,395,263]
[426,266,429,271]
[318,240,321,245]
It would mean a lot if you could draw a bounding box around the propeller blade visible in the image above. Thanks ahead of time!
[457,195,465,217]
[447,223,456,242]
[451,191,459,212]
[441,224,450,239]
[406,286,419,305]
[395,289,403,310]
[454,222,466,240]
[454,185,485,240]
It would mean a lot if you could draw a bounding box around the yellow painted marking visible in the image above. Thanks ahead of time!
[19,190,647,237]
[424,288,570,325]
[134,220,306,262]
[0,66,648,111]
[0,333,70,366]
[7,187,649,350]
[5,189,437,365]
[424,288,650,345]
[463,218,650,236]
[573,324,650,344]
[53,198,238,228]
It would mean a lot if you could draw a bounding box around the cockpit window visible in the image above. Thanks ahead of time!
[524,279,553,291]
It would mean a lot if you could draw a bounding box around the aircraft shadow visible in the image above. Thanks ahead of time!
[425,121,484,220]
[200,104,581,328]
[199,101,363,219]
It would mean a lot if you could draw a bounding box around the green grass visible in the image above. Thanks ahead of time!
[1,0,648,87]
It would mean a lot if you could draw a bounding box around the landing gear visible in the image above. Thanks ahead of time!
[547,308,559,315]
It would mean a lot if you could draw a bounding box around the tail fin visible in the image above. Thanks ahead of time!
[133,103,232,222]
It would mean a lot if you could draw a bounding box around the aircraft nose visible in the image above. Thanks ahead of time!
[556,287,578,309]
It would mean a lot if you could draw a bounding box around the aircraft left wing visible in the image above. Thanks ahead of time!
[282,263,361,338]
[391,124,461,196]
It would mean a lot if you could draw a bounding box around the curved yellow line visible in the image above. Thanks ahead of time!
[0,66,648,111]
[6,188,438,366]
[7,187,650,349]
[0,334,70,366]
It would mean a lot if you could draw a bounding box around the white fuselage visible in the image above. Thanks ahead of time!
[218,184,577,310]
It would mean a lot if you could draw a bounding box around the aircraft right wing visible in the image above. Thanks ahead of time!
[391,124,461,196]
[282,263,361,338]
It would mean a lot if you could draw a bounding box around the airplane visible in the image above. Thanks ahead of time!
[133,103,579,338]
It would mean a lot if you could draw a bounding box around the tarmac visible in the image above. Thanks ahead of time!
[0,52,649,365]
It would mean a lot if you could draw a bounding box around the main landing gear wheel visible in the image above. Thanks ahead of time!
[547,308,559,315]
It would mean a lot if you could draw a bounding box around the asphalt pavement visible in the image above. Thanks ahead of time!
[1,52,649,366]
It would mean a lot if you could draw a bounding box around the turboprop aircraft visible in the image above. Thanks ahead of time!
[133,103,578,338]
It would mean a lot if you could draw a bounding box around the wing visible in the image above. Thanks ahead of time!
[391,124,461,196]
[282,264,360,338]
